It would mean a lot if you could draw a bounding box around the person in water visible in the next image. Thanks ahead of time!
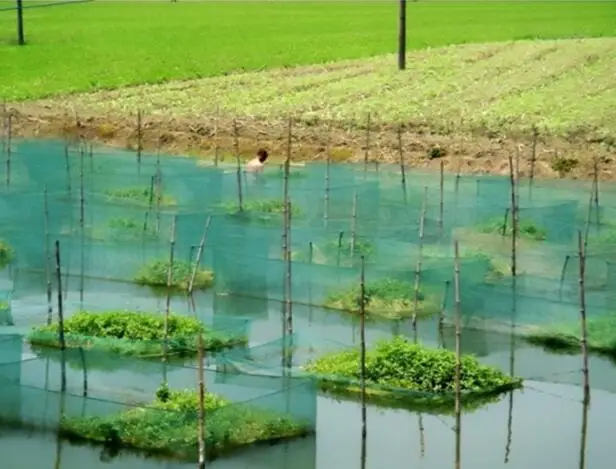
[245,148,269,172]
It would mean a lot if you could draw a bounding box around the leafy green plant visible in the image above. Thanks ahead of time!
[477,217,547,241]
[304,336,522,412]
[108,217,159,241]
[292,238,376,265]
[28,310,246,358]
[105,187,175,207]
[134,260,214,291]
[0,240,14,268]
[550,156,578,177]
[59,384,311,461]
[217,198,301,224]
[525,313,616,359]
[323,278,439,320]
[0,301,10,311]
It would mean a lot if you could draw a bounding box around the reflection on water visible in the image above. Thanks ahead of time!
[0,273,614,469]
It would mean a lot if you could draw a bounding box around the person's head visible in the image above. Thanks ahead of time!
[257,148,269,163]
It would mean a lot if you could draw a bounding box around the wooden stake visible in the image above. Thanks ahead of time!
[155,154,162,233]
[363,113,371,173]
[285,201,293,341]
[5,113,12,188]
[529,126,538,197]
[79,144,85,304]
[438,160,444,236]
[79,347,88,397]
[507,152,518,277]
[1,99,6,156]
[397,124,407,202]
[438,279,451,341]
[143,175,156,234]
[55,240,67,392]
[214,104,220,166]
[136,109,143,172]
[163,215,177,367]
[64,141,72,195]
[324,130,331,224]
[232,119,243,211]
[350,192,358,257]
[577,231,590,400]
[412,186,428,334]
[44,186,53,325]
[88,143,94,172]
[578,387,590,469]
[453,240,462,469]
[197,331,206,469]
[592,157,600,228]
[359,255,367,445]
[188,217,212,295]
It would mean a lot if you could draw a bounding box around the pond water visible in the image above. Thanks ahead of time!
[1,272,614,469]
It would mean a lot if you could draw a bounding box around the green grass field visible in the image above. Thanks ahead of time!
[1,1,615,100]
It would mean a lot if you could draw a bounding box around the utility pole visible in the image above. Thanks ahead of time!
[398,0,407,70]
[16,0,25,46]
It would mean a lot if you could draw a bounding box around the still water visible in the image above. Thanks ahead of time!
[1,272,614,469]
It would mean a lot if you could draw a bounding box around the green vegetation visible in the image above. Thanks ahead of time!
[28,310,246,358]
[59,383,311,461]
[477,217,547,241]
[104,187,175,207]
[108,217,159,241]
[3,2,614,101]
[525,314,616,359]
[218,199,301,223]
[323,278,439,320]
[305,336,521,413]
[293,238,376,265]
[134,260,214,291]
[0,300,9,311]
[0,240,14,268]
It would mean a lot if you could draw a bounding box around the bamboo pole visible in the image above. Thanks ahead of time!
[197,331,206,469]
[577,231,590,400]
[143,175,156,234]
[88,143,94,172]
[453,240,462,469]
[155,154,162,234]
[323,129,331,225]
[44,186,53,325]
[529,126,538,198]
[79,347,88,397]
[438,279,451,343]
[214,104,220,166]
[79,144,85,304]
[363,113,371,173]
[578,387,590,469]
[5,113,12,188]
[64,140,72,195]
[350,192,358,257]
[507,152,518,277]
[1,99,6,156]
[412,186,428,335]
[438,160,444,236]
[163,215,177,370]
[188,217,212,296]
[55,240,67,392]
[232,119,243,211]
[592,157,600,228]
[285,200,294,341]
[397,124,407,202]
[136,109,143,173]
[359,255,367,448]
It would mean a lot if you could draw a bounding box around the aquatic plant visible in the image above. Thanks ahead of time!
[305,336,522,413]
[477,217,547,241]
[525,313,616,359]
[59,384,311,461]
[134,260,214,291]
[323,278,439,320]
[217,198,301,223]
[105,186,175,206]
[0,240,14,268]
[108,217,159,240]
[28,310,246,358]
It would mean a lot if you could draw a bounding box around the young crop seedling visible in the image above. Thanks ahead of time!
[217,199,301,224]
[105,187,176,207]
[0,240,15,269]
[108,217,159,241]
[28,310,246,358]
[477,217,548,241]
[134,260,214,291]
[323,278,439,320]
[305,336,522,413]
[59,384,312,461]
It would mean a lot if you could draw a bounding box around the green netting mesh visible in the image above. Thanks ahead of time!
[0,138,614,446]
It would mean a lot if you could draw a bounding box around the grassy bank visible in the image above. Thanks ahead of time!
[59,385,311,461]
[29,310,247,358]
[305,336,522,413]
[1,2,614,100]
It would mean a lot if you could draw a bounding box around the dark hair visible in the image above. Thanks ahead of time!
[257,148,269,163]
